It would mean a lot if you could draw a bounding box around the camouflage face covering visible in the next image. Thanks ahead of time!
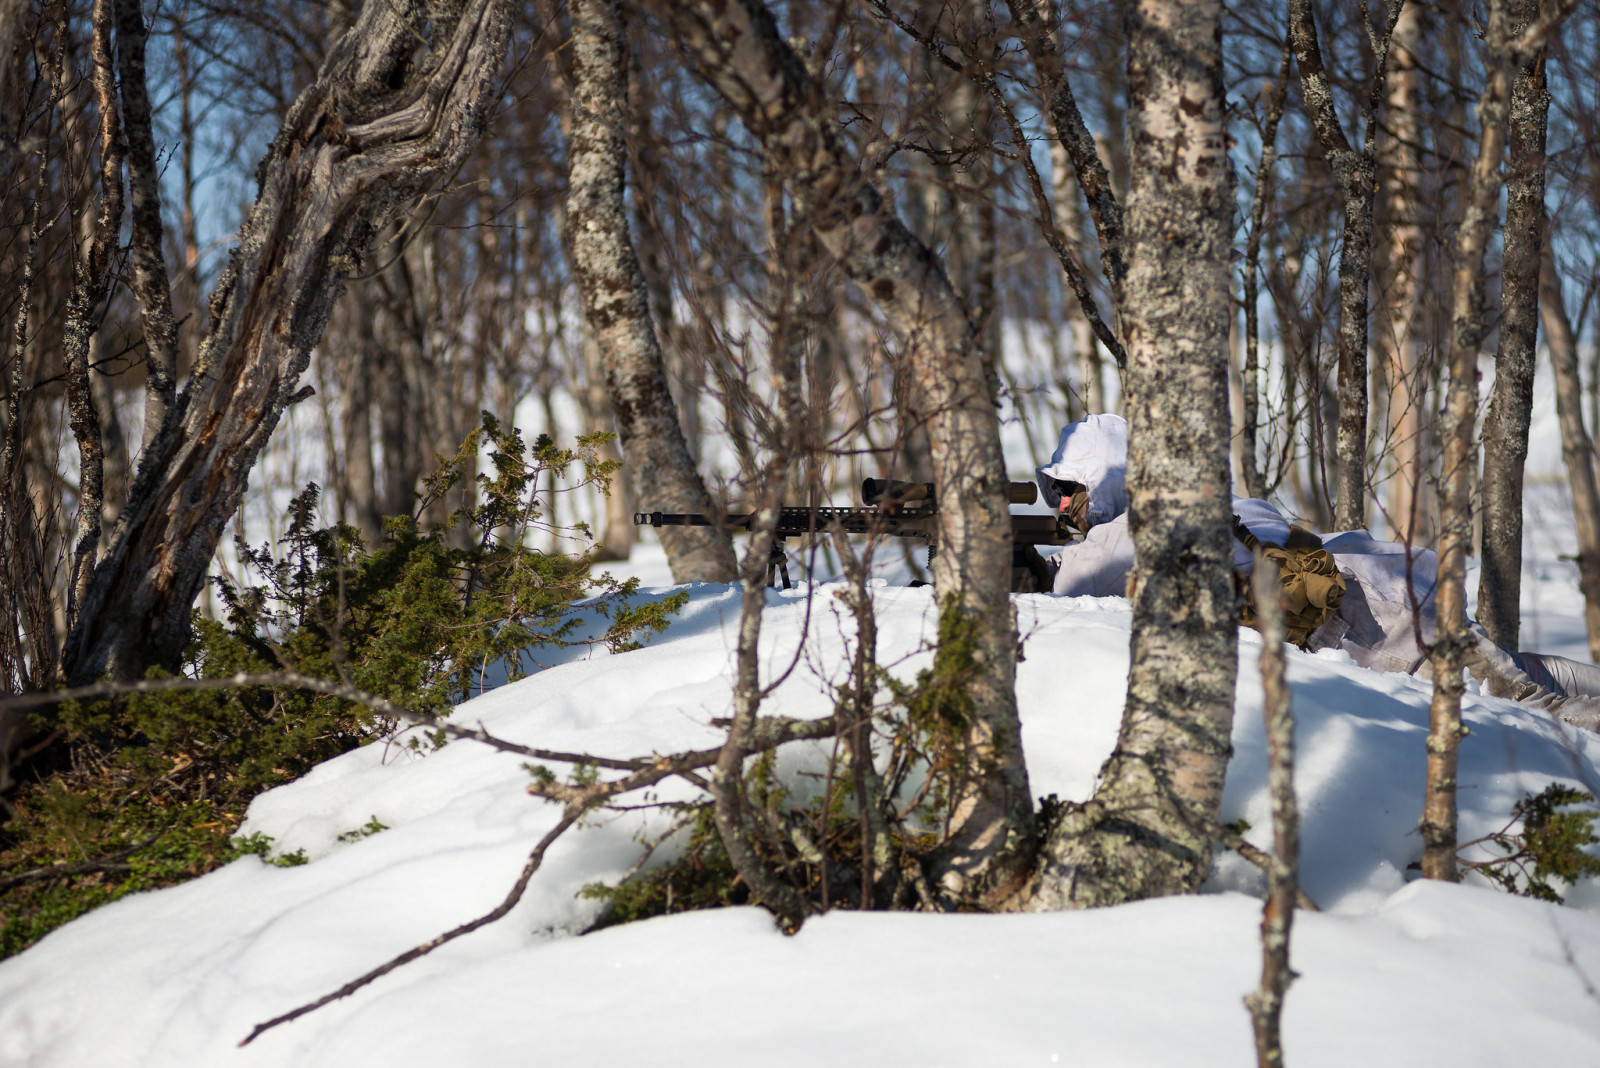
[1234,519,1346,648]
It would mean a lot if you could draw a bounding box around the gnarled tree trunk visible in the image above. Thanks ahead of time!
[1025,0,1237,910]
[60,0,514,684]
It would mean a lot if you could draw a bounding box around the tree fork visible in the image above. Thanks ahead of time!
[60,0,123,628]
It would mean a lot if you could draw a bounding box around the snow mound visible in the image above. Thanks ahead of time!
[4,580,1600,1066]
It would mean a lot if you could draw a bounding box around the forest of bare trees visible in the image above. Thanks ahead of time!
[5,0,1600,978]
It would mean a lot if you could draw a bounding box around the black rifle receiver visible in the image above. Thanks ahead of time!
[634,479,1069,592]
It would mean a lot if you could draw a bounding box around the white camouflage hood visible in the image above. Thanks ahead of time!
[1035,414,1129,527]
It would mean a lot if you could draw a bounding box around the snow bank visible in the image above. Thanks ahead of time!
[4,574,1600,1066]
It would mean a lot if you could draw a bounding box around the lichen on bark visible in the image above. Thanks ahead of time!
[1023,0,1238,911]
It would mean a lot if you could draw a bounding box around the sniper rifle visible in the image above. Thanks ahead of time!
[633,479,1078,592]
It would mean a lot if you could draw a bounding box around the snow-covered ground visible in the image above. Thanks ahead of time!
[6,484,1600,1066]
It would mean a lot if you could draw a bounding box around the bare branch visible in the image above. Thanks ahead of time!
[239,808,582,1047]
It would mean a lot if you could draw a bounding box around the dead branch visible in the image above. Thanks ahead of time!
[239,808,582,1047]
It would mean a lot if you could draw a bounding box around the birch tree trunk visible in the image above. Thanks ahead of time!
[1025,0,1237,909]
[1380,3,1426,543]
[1240,52,1290,502]
[1543,254,1600,663]
[563,0,735,583]
[1421,0,1519,883]
[60,0,513,684]
[649,0,1032,896]
[1475,2,1549,652]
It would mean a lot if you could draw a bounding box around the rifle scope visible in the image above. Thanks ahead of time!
[860,478,1038,506]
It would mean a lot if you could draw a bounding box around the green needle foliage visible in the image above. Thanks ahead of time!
[1463,783,1600,903]
[1,416,683,959]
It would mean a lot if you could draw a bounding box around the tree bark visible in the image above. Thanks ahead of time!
[60,0,514,684]
[1288,0,1400,532]
[1025,0,1237,909]
[113,0,181,454]
[1379,3,1426,543]
[1475,4,1548,652]
[60,0,122,628]
[1049,140,1103,416]
[1243,557,1299,1068]
[562,0,735,583]
[649,0,1032,895]
[1543,254,1600,663]
[1421,0,1520,883]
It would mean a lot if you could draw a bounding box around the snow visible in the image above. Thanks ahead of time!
[7,496,1600,1065]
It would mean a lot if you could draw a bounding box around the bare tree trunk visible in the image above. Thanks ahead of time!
[60,0,514,684]
[1421,0,1521,883]
[1289,0,1400,532]
[652,0,1032,896]
[338,306,381,541]
[1049,129,1102,415]
[1543,254,1600,663]
[1026,0,1237,909]
[1476,9,1549,651]
[114,0,180,454]
[172,7,203,369]
[562,0,735,583]
[1380,3,1425,542]
[1,12,63,703]
[60,0,122,626]
[0,0,26,110]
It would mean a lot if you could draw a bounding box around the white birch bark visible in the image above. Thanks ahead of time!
[563,0,735,583]
[1025,0,1237,909]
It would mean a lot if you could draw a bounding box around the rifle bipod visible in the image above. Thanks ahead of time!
[766,539,793,590]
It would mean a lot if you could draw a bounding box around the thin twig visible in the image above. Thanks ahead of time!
[239,809,581,1047]
[0,834,158,891]
[1220,828,1319,912]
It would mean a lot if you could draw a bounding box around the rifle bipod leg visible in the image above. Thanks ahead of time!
[766,539,792,590]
